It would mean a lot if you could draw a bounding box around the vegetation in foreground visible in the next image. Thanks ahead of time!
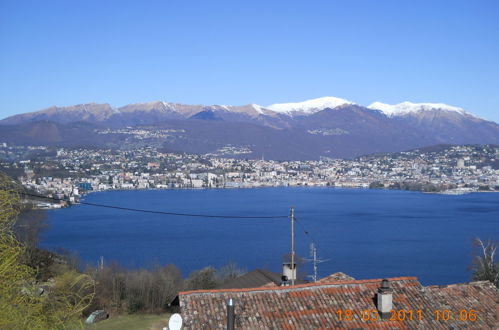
[85,313,170,330]
[86,262,244,315]
[0,173,94,329]
[471,238,499,288]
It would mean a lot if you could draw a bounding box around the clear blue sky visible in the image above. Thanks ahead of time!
[1,0,498,121]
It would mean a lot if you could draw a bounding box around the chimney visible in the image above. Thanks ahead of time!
[227,298,235,330]
[376,279,393,319]
[282,262,296,284]
[280,275,289,286]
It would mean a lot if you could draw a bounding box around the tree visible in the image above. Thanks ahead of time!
[471,238,498,288]
[13,207,49,277]
[88,263,183,314]
[13,207,47,251]
[185,266,219,290]
[0,173,95,329]
[217,262,246,284]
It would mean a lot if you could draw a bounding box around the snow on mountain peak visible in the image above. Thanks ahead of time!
[161,101,178,111]
[266,96,354,115]
[368,101,466,117]
[250,104,264,114]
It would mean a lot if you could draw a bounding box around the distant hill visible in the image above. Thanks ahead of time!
[1,97,498,160]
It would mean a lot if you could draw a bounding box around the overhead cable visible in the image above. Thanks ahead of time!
[18,191,289,219]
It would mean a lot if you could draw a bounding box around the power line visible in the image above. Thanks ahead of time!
[295,217,321,248]
[18,191,289,219]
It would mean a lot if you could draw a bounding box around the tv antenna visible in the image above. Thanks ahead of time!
[305,243,330,282]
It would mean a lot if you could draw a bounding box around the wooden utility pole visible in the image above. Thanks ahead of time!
[290,206,295,285]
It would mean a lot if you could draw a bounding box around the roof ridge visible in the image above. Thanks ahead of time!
[255,268,280,283]
[426,280,499,289]
[180,276,419,296]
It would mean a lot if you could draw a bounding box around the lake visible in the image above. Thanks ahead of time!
[40,187,499,285]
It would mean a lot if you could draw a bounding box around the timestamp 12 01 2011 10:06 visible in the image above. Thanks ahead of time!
[336,309,478,322]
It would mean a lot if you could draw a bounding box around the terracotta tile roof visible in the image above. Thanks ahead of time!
[317,272,355,283]
[179,276,499,329]
[426,281,499,329]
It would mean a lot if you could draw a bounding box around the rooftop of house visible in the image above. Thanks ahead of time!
[316,271,355,283]
[179,276,499,329]
[218,268,306,289]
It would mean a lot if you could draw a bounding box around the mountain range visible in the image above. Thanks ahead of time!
[1,97,498,160]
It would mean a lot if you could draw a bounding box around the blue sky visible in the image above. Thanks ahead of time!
[1,0,498,121]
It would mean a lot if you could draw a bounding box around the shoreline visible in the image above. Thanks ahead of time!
[34,185,498,210]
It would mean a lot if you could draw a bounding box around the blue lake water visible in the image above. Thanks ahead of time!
[40,188,499,285]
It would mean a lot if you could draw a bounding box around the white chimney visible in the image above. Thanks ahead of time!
[282,262,296,284]
[376,279,393,319]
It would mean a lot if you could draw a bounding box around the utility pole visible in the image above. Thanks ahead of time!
[290,206,295,285]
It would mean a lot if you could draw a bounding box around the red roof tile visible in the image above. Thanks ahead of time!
[179,276,499,329]
[317,272,355,283]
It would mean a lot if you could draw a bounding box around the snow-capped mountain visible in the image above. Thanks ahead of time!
[368,101,467,117]
[2,97,482,125]
[1,96,498,160]
[266,97,354,116]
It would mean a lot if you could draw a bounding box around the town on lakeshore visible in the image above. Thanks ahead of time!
[1,142,497,207]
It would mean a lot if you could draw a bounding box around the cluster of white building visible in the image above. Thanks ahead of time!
[1,143,497,206]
